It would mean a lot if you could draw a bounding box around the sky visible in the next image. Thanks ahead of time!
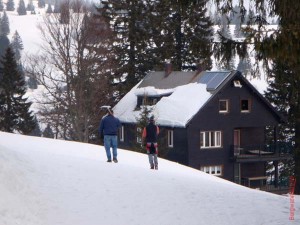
[1,131,299,225]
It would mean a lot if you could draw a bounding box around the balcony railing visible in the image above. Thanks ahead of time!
[232,142,293,161]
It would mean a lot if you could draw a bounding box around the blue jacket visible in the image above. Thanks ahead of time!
[99,115,121,136]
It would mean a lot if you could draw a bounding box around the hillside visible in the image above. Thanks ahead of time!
[0,131,299,225]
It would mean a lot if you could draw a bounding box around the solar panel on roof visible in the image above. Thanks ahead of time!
[198,71,231,91]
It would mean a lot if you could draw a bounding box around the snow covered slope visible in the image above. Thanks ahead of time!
[0,131,299,225]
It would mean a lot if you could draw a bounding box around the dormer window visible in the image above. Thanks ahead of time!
[142,97,158,106]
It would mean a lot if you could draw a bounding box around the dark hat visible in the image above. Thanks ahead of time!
[149,116,154,121]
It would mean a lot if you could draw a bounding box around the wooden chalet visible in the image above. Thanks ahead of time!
[113,65,293,193]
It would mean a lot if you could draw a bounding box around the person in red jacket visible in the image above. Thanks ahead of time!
[142,116,160,170]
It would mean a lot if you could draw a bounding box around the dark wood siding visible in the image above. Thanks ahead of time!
[187,75,280,181]
[163,128,188,165]
[118,123,137,150]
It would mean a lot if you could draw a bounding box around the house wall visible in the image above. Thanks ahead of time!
[118,123,138,150]
[187,74,280,182]
[160,127,189,165]
[118,123,189,164]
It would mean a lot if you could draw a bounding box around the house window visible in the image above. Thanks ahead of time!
[119,126,124,142]
[241,99,251,112]
[136,127,142,143]
[200,131,222,148]
[142,97,158,106]
[200,165,223,176]
[219,100,229,113]
[167,130,173,147]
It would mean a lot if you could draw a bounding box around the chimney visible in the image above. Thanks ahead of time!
[196,59,207,73]
[196,63,203,73]
[164,62,172,77]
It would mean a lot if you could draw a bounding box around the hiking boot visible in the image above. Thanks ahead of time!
[155,165,158,170]
[107,159,112,162]
[150,165,154,169]
[113,158,118,163]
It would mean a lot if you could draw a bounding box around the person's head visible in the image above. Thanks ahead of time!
[149,115,154,123]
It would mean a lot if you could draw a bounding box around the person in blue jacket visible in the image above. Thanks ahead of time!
[99,108,121,163]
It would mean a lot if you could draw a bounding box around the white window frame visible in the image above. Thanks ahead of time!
[200,131,222,148]
[119,126,124,142]
[200,165,223,176]
[219,99,229,113]
[136,127,142,143]
[167,130,174,147]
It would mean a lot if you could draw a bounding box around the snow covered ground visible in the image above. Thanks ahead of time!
[0,131,299,225]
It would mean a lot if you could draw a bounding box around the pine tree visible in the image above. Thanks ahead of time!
[27,75,38,89]
[134,99,153,153]
[216,14,235,70]
[236,55,252,77]
[17,0,27,15]
[30,116,42,137]
[53,0,60,13]
[100,0,214,94]
[10,31,23,63]
[0,11,10,36]
[99,0,152,94]
[42,123,54,138]
[0,36,9,57]
[149,0,214,71]
[38,0,46,8]
[0,47,36,134]
[46,4,53,13]
[0,0,4,11]
[0,11,10,57]
[213,10,221,25]
[264,59,296,184]
[27,0,35,12]
[59,0,70,24]
[6,0,15,11]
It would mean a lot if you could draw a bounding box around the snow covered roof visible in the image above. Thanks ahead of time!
[114,70,239,128]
